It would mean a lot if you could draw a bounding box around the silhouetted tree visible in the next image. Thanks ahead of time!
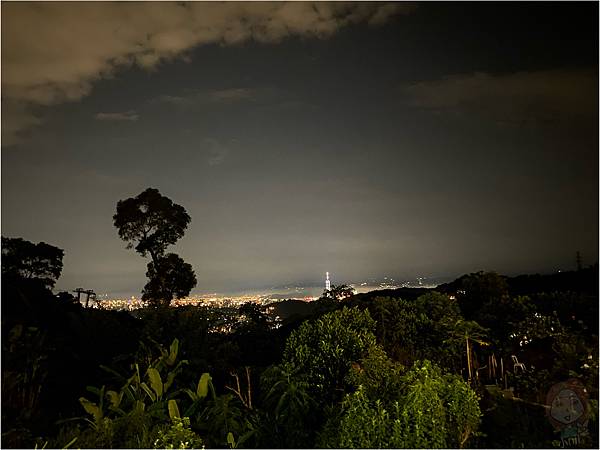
[1,236,64,289]
[141,253,197,307]
[238,302,270,330]
[113,188,196,305]
[113,188,190,264]
[456,271,509,320]
[54,291,79,306]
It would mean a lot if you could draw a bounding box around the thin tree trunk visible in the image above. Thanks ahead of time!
[245,366,252,410]
[466,337,472,382]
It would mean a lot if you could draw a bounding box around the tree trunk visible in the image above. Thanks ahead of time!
[149,249,159,265]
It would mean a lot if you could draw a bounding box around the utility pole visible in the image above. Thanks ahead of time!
[73,288,84,304]
[72,288,96,308]
[88,291,97,308]
[576,251,582,271]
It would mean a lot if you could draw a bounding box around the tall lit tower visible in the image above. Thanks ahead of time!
[325,272,331,292]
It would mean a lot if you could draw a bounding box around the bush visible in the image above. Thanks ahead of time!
[281,306,378,404]
[320,360,481,449]
[154,417,204,449]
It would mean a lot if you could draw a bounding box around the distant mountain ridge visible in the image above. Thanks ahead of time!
[436,266,599,296]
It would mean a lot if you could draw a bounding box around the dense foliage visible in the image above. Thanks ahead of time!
[1,236,64,289]
[142,254,197,305]
[281,307,378,402]
[320,360,481,449]
[1,235,598,448]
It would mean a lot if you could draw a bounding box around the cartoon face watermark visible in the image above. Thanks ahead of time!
[546,379,589,447]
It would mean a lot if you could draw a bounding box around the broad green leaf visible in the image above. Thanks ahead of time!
[227,432,236,449]
[168,399,180,421]
[147,367,163,399]
[166,338,179,366]
[79,397,102,423]
[106,390,122,409]
[197,372,212,398]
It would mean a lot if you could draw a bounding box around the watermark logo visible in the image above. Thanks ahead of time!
[546,378,589,447]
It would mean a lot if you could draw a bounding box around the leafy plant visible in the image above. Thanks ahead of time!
[153,417,204,449]
[195,394,251,448]
[182,372,216,418]
[362,294,468,371]
[75,338,190,447]
[258,364,316,447]
[320,360,481,449]
[1,324,52,448]
[282,306,379,403]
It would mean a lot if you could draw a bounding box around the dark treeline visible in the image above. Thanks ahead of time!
[437,267,599,297]
[2,189,598,449]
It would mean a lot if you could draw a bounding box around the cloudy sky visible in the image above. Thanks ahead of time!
[2,2,598,296]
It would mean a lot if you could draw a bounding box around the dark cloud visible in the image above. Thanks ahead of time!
[151,87,265,107]
[209,88,258,103]
[401,69,598,128]
[1,99,43,146]
[1,1,414,145]
[150,95,194,107]
[95,110,139,122]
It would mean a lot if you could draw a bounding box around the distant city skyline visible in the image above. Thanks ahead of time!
[2,2,598,296]
[75,269,574,300]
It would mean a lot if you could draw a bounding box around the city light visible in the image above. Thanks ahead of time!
[93,293,318,311]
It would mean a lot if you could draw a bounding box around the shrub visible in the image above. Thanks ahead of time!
[154,417,204,449]
[320,360,481,449]
[281,306,378,403]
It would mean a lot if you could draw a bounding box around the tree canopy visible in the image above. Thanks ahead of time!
[113,188,191,262]
[1,236,64,289]
[456,271,509,320]
[142,253,197,307]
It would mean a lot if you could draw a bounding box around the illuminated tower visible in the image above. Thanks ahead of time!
[325,272,331,292]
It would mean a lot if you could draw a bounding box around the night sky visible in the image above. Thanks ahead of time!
[2,2,598,296]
